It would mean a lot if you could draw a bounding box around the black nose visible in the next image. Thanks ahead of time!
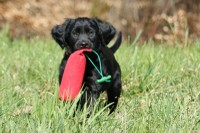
[80,42,89,48]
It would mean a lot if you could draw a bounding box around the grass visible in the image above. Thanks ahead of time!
[0,28,200,132]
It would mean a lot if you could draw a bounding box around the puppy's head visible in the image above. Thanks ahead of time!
[51,17,116,53]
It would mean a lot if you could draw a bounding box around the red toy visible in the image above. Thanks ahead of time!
[59,49,92,101]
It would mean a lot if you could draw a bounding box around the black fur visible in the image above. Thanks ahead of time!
[51,17,122,113]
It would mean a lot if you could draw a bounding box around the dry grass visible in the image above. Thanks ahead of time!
[0,0,200,44]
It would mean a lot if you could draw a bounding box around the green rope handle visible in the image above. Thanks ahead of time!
[85,50,111,83]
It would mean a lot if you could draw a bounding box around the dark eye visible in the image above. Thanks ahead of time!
[72,30,79,38]
[88,30,95,38]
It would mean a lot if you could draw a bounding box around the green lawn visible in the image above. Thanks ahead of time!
[0,29,200,132]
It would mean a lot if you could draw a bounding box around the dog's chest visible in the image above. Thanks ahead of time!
[84,59,110,89]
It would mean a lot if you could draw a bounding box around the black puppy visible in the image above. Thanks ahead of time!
[51,17,122,113]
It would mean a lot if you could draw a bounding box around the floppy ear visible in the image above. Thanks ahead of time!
[51,19,71,49]
[92,18,116,45]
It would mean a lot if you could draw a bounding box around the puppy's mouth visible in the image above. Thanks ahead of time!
[75,41,93,50]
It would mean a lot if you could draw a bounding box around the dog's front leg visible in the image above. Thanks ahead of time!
[58,54,69,84]
[79,86,100,110]
[106,69,122,114]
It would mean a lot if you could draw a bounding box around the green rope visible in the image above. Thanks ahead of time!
[85,50,111,83]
